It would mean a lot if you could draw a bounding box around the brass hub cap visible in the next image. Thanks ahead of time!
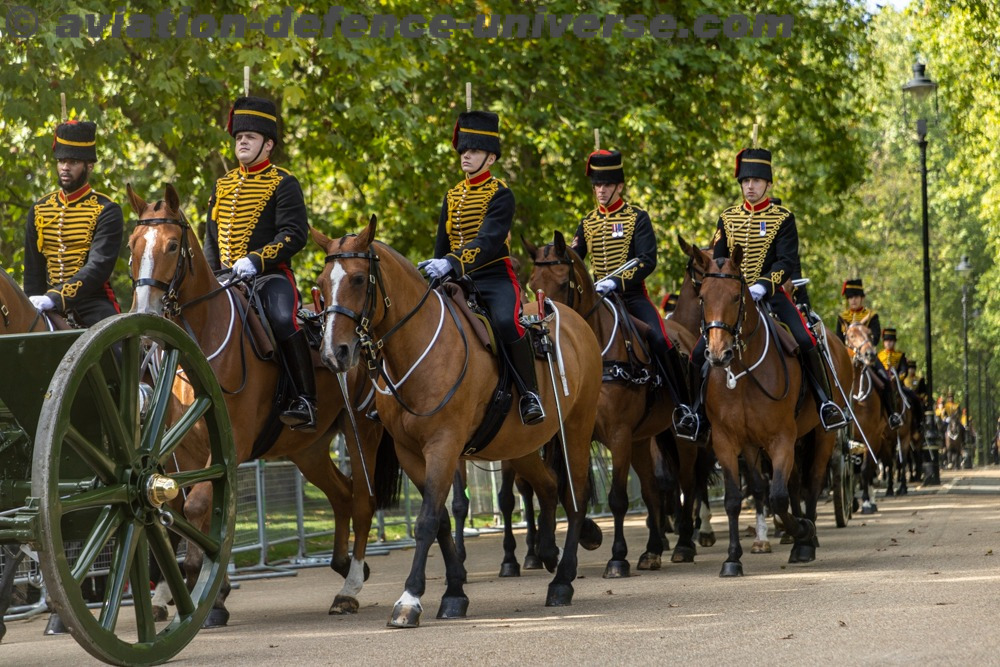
[146,474,179,507]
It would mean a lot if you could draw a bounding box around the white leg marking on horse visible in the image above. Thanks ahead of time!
[338,558,366,598]
[396,590,422,610]
[151,580,172,608]
[755,511,768,542]
[135,227,159,313]
[321,262,347,358]
[700,502,714,536]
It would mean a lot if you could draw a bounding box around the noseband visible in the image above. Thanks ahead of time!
[700,271,748,341]
[132,215,193,316]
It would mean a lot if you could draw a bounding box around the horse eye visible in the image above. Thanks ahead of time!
[350,274,366,288]
[167,240,179,253]
[561,281,570,292]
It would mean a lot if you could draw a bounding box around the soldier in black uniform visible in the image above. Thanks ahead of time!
[877,327,908,429]
[24,120,123,326]
[418,110,544,424]
[204,96,316,431]
[675,147,846,438]
[570,150,695,438]
[836,279,880,343]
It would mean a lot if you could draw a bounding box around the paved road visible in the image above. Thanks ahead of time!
[5,468,1000,666]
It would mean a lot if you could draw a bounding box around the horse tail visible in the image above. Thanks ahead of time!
[373,429,402,510]
[653,430,681,492]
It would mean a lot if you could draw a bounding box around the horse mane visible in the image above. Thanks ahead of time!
[543,241,594,291]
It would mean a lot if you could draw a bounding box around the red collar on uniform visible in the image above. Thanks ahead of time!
[59,183,92,205]
[466,170,492,186]
[742,197,771,213]
[850,307,864,312]
[240,159,271,174]
[598,198,625,214]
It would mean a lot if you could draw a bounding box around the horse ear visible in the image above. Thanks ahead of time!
[520,234,538,258]
[677,234,692,256]
[732,244,744,269]
[355,214,378,249]
[164,183,180,216]
[553,231,567,256]
[126,183,147,217]
[310,226,333,251]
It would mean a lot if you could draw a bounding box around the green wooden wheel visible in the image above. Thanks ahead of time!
[31,313,234,666]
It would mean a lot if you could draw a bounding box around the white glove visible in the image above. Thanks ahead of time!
[420,258,453,280]
[749,284,768,302]
[29,295,55,312]
[232,257,258,279]
[595,278,618,295]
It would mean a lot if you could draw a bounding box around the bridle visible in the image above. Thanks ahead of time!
[533,247,583,311]
[700,270,750,343]
[686,255,707,292]
[132,213,194,317]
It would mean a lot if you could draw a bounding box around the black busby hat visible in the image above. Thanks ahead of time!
[586,150,625,185]
[661,292,679,314]
[52,120,97,162]
[842,279,865,298]
[907,359,917,368]
[882,327,897,341]
[226,96,279,142]
[452,110,501,157]
[735,147,772,182]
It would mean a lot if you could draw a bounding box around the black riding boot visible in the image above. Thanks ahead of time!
[874,368,903,430]
[508,335,545,426]
[802,346,847,431]
[279,330,318,432]
[673,353,708,444]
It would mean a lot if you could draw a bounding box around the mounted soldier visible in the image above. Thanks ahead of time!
[418,109,544,425]
[24,120,123,326]
[836,278,880,343]
[203,96,316,432]
[877,327,908,429]
[675,146,847,438]
[569,149,695,439]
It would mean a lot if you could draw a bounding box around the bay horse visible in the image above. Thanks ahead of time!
[680,240,853,574]
[943,417,966,469]
[126,184,399,622]
[312,216,602,627]
[524,231,712,574]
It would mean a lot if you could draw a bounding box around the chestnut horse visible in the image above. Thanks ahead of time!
[681,240,853,574]
[126,184,398,622]
[524,231,712,574]
[312,216,602,627]
[0,271,66,333]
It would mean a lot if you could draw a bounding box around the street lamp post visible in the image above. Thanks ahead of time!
[903,61,940,484]
[957,255,972,467]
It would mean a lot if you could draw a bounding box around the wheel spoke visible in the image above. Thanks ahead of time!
[140,349,179,456]
[148,523,194,616]
[60,484,130,514]
[65,425,117,483]
[99,522,140,632]
[117,335,142,446]
[159,396,211,461]
[166,512,220,559]
[70,507,123,583]
[130,532,156,643]
[170,464,227,489]
[85,362,133,463]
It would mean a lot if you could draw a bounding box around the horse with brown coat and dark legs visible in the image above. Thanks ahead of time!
[126,184,399,623]
[312,217,602,627]
[680,240,853,573]
[524,231,714,574]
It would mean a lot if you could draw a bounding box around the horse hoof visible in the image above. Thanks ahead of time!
[603,559,630,578]
[436,595,469,619]
[698,533,717,548]
[798,519,816,541]
[202,607,230,629]
[499,562,521,578]
[545,582,574,607]
[329,595,360,615]
[637,552,662,570]
[788,543,816,563]
[152,605,169,622]
[750,540,772,554]
[541,551,559,574]
[388,602,421,628]
[885,487,895,497]
[779,534,794,545]
[897,486,908,496]
[861,503,878,515]
[670,546,696,563]
[43,613,68,636]
[580,518,603,551]
[719,561,744,577]
[523,555,543,570]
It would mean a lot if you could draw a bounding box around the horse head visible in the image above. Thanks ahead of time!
[674,235,714,336]
[696,245,748,368]
[844,322,878,367]
[126,183,197,316]
[524,231,590,311]
[312,215,385,372]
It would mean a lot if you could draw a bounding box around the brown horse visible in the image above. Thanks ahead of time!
[312,216,602,627]
[126,184,397,622]
[0,270,67,333]
[680,240,853,574]
[523,231,712,574]
[943,417,966,469]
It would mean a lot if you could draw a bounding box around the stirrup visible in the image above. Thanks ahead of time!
[672,406,703,442]
[281,397,317,432]
[519,393,545,426]
[818,402,847,431]
[888,413,903,430]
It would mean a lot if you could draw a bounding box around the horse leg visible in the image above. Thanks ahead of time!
[697,492,717,547]
[860,455,878,514]
[602,431,633,578]
[509,453,560,573]
[497,462,520,577]
[516,475,543,570]
[767,447,816,566]
[433,504,470,620]
[747,464,772,554]
[181,481,232,628]
[634,437,666,570]
[451,464,469,564]
[546,422,593,607]
[670,439,700,564]
[717,446,745,577]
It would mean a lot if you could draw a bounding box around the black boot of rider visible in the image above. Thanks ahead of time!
[802,346,847,431]
[672,352,708,444]
[874,368,903,430]
[508,335,545,426]
[280,330,318,432]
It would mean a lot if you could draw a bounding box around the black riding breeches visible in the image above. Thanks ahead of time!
[69,289,121,328]
[622,288,673,350]
[470,259,524,344]
[766,288,816,350]
[256,269,301,342]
